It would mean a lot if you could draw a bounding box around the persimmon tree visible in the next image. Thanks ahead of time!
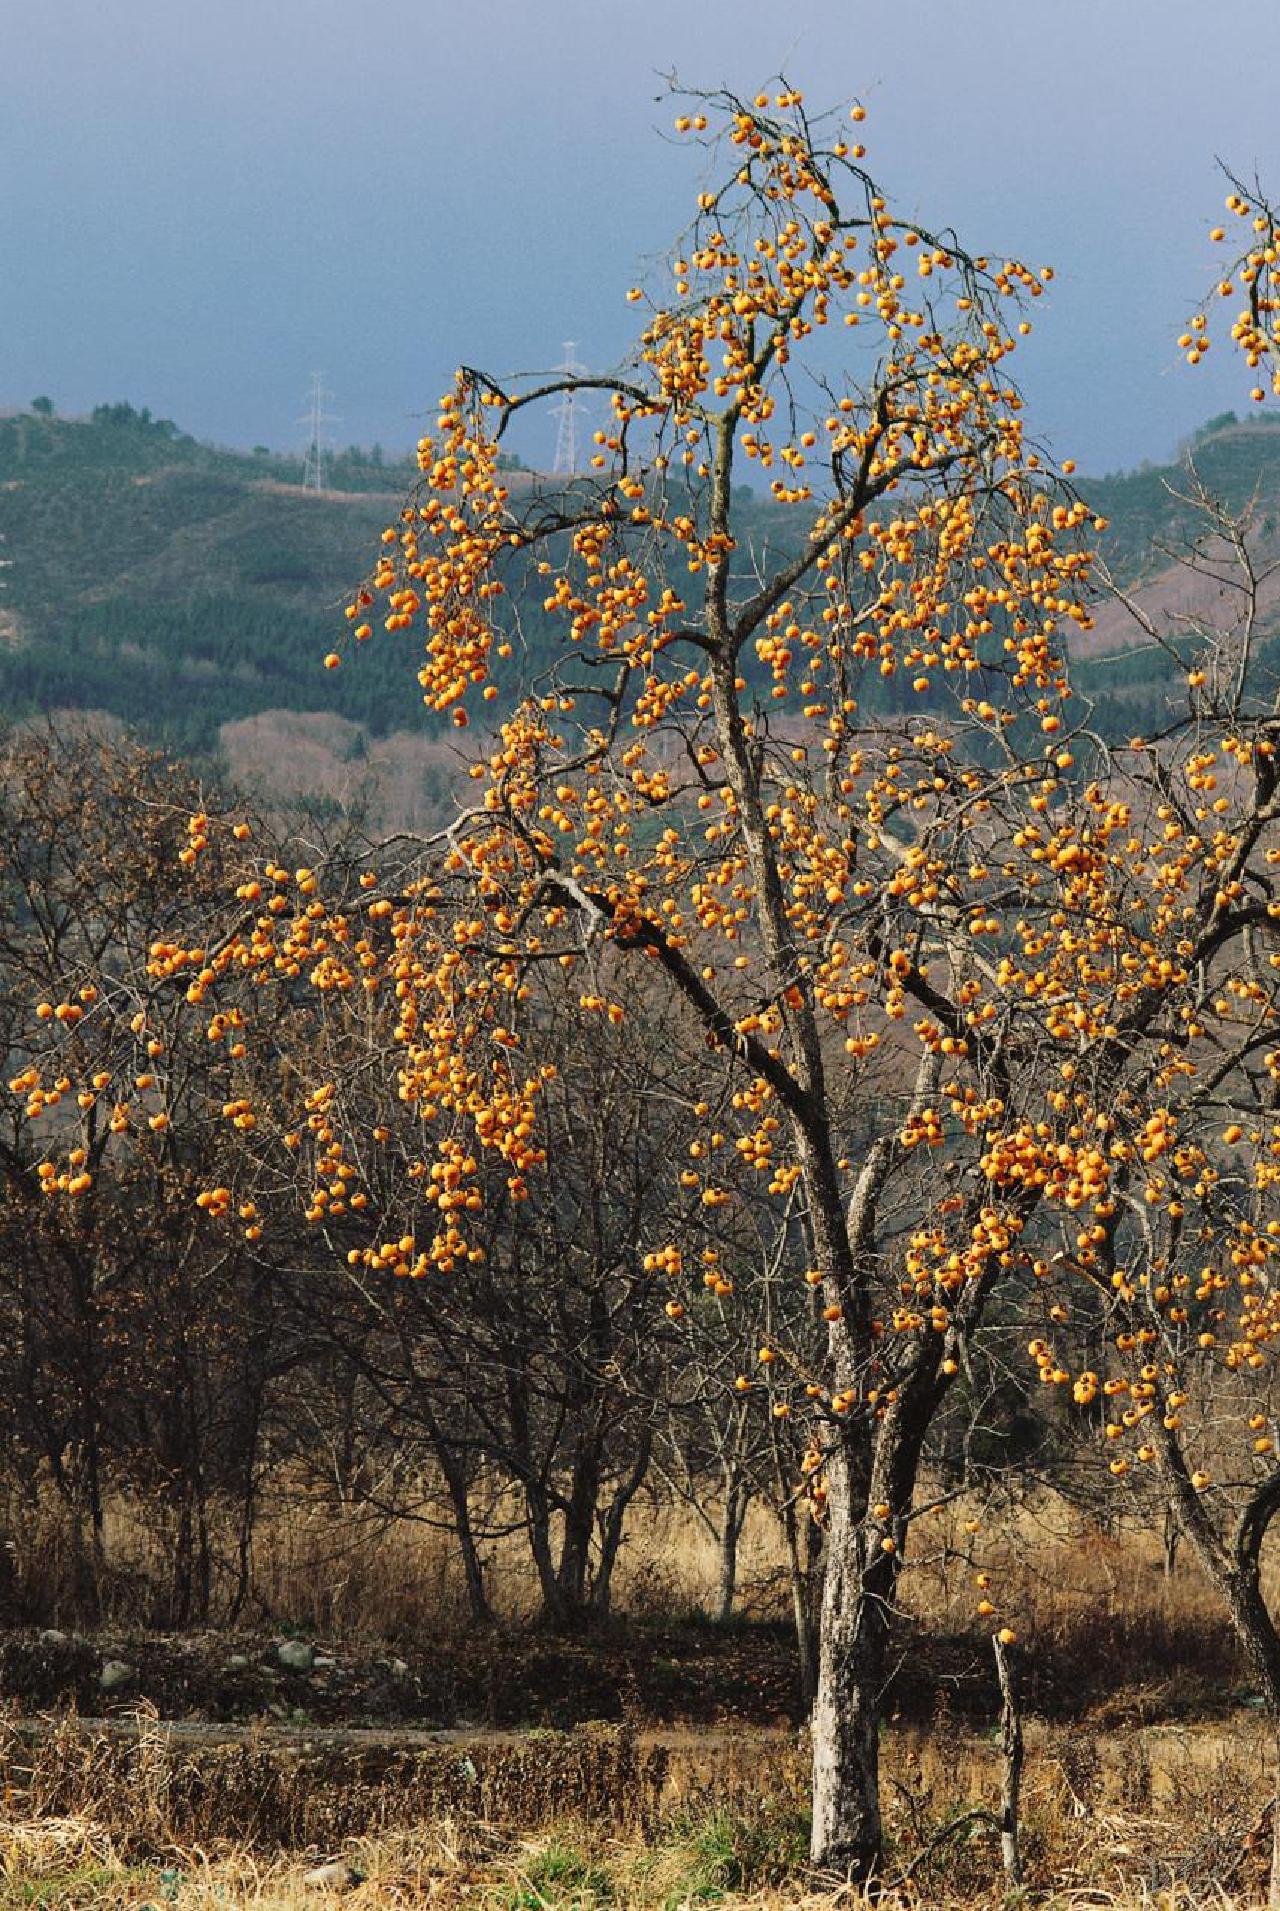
[19,89,1102,1879]
[0,729,324,1622]
[989,487,1280,1902]
[304,950,705,1626]
[1004,189,1280,1907]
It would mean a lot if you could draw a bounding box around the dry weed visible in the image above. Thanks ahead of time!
[0,1473,1264,1665]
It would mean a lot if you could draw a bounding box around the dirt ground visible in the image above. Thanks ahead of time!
[0,1603,1252,1735]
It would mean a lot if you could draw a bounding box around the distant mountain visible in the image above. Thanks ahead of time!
[4,400,1280,818]
[0,404,428,764]
[1086,412,1280,581]
[0,403,793,819]
[1068,415,1280,733]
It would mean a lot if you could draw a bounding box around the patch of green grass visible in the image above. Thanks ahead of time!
[655,1807,811,1906]
[0,1859,156,1908]
[502,1840,615,1909]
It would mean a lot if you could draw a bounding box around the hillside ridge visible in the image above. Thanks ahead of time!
[5,401,1280,822]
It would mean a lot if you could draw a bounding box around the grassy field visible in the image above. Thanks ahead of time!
[1,1492,1277,1904]
[0,1711,1271,1907]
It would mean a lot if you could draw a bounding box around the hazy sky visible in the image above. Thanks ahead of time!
[6,0,1279,475]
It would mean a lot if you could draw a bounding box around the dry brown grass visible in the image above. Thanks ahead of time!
[0,1483,798,1635]
[0,1713,671,1851]
[4,1470,1265,1663]
[247,1491,799,1636]
[0,1706,1273,1904]
[904,1493,1231,1635]
[0,1763,1270,1910]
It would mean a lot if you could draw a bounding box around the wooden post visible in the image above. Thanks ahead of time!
[992,1632,1024,1887]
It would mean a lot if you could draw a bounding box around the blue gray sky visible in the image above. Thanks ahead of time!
[6,0,1278,475]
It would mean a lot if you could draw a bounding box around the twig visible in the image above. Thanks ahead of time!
[880,1806,999,1892]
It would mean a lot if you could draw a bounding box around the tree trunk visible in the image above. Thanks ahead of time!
[1167,1480,1280,1911]
[992,1631,1023,1886]
[1161,1505,1180,1579]
[451,1492,492,1626]
[227,1390,264,1625]
[770,1411,817,1708]
[715,1465,748,1625]
[781,1493,818,1710]
[1222,1575,1280,1911]
[591,1425,653,1618]
[556,1443,599,1617]
[434,1448,492,1625]
[406,1384,494,1625]
[194,1488,212,1624]
[809,1318,946,1881]
[171,1493,194,1628]
[808,1445,894,1880]
[525,1484,570,1625]
[228,1481,255,1626]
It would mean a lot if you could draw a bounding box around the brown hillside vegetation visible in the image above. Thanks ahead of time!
[1080,524,1280,659]
[218,710,466,830]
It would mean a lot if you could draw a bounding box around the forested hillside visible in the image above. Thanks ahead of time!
[4,400,1280,785]
[0,406,424,757]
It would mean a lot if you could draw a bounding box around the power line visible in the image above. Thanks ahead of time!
[550,341,589,477]
[299,373,339,493]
